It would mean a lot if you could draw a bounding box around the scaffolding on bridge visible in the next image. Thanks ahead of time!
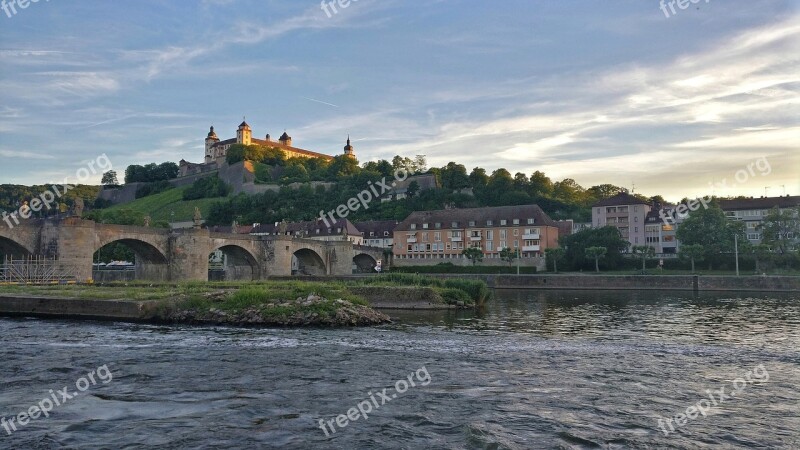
[0,256,80,285]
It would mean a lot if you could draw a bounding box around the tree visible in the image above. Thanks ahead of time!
[632,245,656,271]
[560,226,628,271]
[462,247,484,266]
[679,244,705,273]
[440,162,471,190]
[499,247,517,266]
[751,244,772,273]
[587,184,627,202]
[528,170,553,197]
[545,247,565,273]
[758,206,799,254]
[468,167,489,189]
[101,170,119,186]
[676,201,744,268]
[406,181,420,198]
[585,246,607,273]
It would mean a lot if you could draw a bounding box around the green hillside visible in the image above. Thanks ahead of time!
[103,186,226,223]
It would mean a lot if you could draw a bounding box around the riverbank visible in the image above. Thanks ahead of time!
[359,273,799,292]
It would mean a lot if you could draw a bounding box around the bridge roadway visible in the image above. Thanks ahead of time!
[0,218,384,282]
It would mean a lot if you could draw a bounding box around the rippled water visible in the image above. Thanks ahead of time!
[1,289,799,449]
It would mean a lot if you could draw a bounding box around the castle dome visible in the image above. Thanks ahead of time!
[207,126,218,139]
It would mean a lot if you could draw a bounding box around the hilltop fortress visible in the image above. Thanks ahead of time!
[179,120,355,175]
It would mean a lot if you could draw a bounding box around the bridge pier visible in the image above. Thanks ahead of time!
[169,228,211,282]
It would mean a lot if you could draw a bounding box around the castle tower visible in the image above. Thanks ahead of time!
[279,131,292,147]
[343,135,356,159]
[204,126,219,162]
[236,120,252,145]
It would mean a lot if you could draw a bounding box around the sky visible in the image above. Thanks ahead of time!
[0,0,798,202]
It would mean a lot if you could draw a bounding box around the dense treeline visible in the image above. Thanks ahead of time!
[124,162,179,183]
[183,175,231,200]
[205,155,646,227]
[0,184,101,218]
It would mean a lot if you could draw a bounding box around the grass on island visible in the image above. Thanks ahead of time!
[0,277,491,314]
[103,185,226,223]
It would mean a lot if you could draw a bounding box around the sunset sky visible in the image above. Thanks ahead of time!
[1,0,798,201]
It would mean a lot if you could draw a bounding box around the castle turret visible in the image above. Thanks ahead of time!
[205,126,219,162]
[343,135,356,159]
[236,120,252,145]
[279,131,292,147]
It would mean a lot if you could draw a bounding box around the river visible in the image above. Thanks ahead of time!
[1,289,798,449]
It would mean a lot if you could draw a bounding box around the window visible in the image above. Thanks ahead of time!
[468,221,475,227]
[451,221,458,228]
[500,241,507,249]
[486,220,493,226]
[513,240,519,248]
[410,224,416,230]
[634,206,639,212]
[527,218,534,224]
[513,219,519,225]
[486,230,493,240]
[513,229,519,236]
[470,230,481,238]
[634,216,638,222]
[422,233,429,242]
[435,232,441,241]
[384,231,390,236]
[407,244,412,251]
[500,219,507,226]
[635,227,638,233]
[422,223,429,229]
[446,243,451,250]
[500,230,507,239]
[486,241,493,251]
[369,232,375,237]
[435,222,441,229]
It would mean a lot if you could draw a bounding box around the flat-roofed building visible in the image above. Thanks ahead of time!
[592,193,651,248]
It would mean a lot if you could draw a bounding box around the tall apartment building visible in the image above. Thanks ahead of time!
[393,204,559,260]
[591,193,651,248]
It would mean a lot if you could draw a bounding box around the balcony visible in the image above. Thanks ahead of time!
[469,236,482,241]
[523,245,540,252]
[450,237,462,242]
[406,237,417,243]
[522,233,540,240]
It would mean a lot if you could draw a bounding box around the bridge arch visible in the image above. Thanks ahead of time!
[353,253,378,273]
[0,236,34,259]
[94,238,169,281]
[293,247,326,275]
[210,244,260,281]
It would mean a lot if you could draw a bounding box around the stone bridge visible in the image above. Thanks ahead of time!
[0,218,385,282]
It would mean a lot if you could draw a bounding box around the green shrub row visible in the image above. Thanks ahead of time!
[390,263,536,274]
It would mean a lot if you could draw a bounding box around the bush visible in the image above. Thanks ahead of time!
[183,175,231,200]
[390,263,536,274]
[135,180,173,199]
[443,279,490,303]
[439,288,472,305]
[363,273,491,304]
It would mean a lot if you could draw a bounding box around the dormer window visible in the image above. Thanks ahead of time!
[410,224,417,230]
[527,218,534,224]
[423,223,429,229]
[468,221,476,227]
[486,220,493,226]
[451,222,458,228]
[513,219,519,225]
[500,220,507,226]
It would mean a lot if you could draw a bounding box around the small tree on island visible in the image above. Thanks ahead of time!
[632,245,656,272]
[499,247,517,267]
[462,247,484,266]
[679,244,705,273]
[585,246,607,273]
[545,247,565,273]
